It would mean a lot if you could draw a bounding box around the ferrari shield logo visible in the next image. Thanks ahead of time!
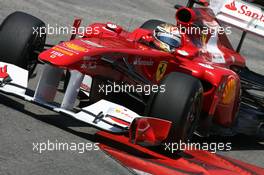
[156,61,168,81]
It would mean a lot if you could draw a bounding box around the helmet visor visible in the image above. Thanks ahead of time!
[156,32,181,48]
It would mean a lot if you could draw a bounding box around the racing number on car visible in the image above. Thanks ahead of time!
[156,61,168,81]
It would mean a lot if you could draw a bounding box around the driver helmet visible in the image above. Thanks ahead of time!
[153,23,182,53]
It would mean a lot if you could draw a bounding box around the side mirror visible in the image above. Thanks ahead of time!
[70,18,82,40]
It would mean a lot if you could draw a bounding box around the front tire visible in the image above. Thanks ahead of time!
[146,72,203,144]
[0,11,46,75]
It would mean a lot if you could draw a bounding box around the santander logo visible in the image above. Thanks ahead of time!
[225,0,264,22]
[225,0,237,11]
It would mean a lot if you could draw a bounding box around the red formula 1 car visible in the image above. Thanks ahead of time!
[0,0,263,146]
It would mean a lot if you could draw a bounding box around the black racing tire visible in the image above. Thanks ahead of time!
[0,11,46,74]
[140,19,166,30]
[146,72,203,144]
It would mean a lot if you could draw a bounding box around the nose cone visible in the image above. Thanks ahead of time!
[39,40,89,66]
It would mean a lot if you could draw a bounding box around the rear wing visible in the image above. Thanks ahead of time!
[210,0,264,37]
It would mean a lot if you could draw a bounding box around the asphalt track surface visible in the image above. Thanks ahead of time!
[0,0,263,174]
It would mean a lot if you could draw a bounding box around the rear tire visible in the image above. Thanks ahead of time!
[146,72,203,144]
[0,11,46,74]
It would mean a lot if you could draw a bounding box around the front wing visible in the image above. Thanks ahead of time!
[0,62,171,146]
